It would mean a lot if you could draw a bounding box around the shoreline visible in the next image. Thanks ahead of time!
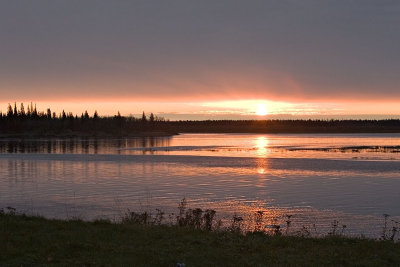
[2,119,400,138]
[0,131,177,139]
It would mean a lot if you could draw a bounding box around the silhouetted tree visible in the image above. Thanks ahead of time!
[141,111,147,122]
[20,103,26,118]
[32,104,38,118]
[115,111,122,119]
[7,103,13,118]
[13,102,17,117]
[46,108,52,119]
[149,112,155,123]
[93,110,99,119]
[27,105,31,117]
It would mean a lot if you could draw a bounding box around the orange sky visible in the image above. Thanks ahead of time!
[1,99,399,120]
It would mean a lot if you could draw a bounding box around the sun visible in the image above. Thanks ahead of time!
[256,103,268,116]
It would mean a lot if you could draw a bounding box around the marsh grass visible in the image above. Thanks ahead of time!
[116,199,400,244]
[381,214,399,241]
[1,207,400,266]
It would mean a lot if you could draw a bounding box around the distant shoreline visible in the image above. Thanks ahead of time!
[2,118,400,138]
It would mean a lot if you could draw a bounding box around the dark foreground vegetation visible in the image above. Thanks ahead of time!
[1,207,400,266]
[2,103,400,137]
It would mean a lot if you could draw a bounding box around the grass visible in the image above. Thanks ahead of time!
[1,211,400,266]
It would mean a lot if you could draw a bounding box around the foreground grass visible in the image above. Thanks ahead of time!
[1,214,400,266]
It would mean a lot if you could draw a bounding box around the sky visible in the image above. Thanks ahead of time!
[1,1,400,119]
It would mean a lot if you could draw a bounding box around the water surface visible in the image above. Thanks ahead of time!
[1,133,399,237]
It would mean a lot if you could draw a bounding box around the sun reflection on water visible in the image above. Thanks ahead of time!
[255,136,269,158]
[255,136,270,174]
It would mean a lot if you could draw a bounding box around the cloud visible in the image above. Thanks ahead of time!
[1,1,399,102]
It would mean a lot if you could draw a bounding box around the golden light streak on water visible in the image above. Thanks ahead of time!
[255,136,269,158]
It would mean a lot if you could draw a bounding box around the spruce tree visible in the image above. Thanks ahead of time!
[7,103,13,118]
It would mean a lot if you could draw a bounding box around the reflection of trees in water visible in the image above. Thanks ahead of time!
[0,137,171,154]
[46,140,52,154]
[132,137,169,148]
[93,139,98,154]
[61,140,67,153]
[68,139,75,153]
[81,139,89,154]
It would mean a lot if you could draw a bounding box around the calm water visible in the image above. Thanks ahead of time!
[1,133,400,237]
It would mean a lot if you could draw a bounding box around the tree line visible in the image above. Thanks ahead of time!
[0,103,169,136]
[166,119,400,133]
[1,102,400,136]
[0,102,163,122]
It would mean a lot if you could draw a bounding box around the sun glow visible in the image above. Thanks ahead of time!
[256,103,268,116]
[199,100,323,117]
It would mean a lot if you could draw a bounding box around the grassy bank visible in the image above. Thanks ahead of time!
[1,213,400,266]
